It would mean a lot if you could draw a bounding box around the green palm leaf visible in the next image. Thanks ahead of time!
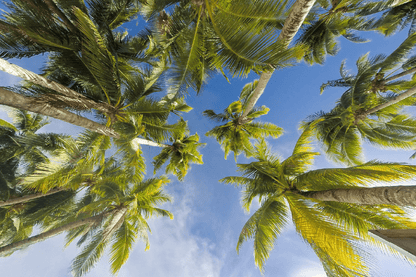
[236,197,288,271]
[73,7,120,104]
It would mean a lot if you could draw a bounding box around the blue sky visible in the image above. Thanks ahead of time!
[1,5,416,277]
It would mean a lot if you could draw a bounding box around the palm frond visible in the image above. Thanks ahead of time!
[202,110,229,123]
[287,193,368,276]
[296,161,416,191]
[71,230,109,277]
[378,32,416,73]
[236,197,288,272]
[109,218,137,275]
[73,7,120,104]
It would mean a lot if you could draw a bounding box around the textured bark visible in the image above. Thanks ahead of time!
[0,87,120,138]
[363,85,416,117]
[299,185,416,206]
[0,211,112,255]
[102,207,127,241]
[0,187,67,208]
[383,67,416,83]
[0,58,115,115]
[238,0,316,123]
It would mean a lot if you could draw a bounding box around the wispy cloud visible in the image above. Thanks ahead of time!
[119,182,223,277]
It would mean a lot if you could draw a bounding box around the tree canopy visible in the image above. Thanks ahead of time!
[1,0,416,276]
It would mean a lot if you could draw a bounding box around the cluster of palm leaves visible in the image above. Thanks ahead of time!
[204,80,283,160]
[1,0,416,276]
[145,0,305,95]
[0,0,204,275]
[200,0,416,275]
[302,31,416,165]
[222,130,416,275]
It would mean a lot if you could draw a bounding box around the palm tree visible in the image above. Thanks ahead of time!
[0,188,77,254]
[0,57,116,115]
[141,0,305,96]
[0,2,200,161]
[203,80,283,160]
[359,0,416,36]
[0,109,70,198]
[296,0,371,65]
[302,32,416,165]
[67,175,173,276]
[221,130,416,275]
[236,0,316,124]
[152,132,205,180]
[0,0,141,59]
[0,88,121,138]
[0,130,121,250]
[0,0,178,139]
[0,174,173,277]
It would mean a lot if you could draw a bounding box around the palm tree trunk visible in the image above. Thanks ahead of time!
[102,207,127,241]
[299,185,416,206]
[362,85,416,117]
[0,187,67,208]
[0,210,112,255]
[238,0,316,124]
[132,137,168,148]
[384,67,416,83]
[0,87,120,138]
[0,58,115,114]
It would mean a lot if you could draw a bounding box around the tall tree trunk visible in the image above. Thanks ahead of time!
[362,85,416,117]
[0,58,115,115]
[0,210,113,255]
[238,0,316,124]
[132,137,168,148]
[102,207,127,241]
[0,87,120,138]
[299,185,416,206]
[383,67,416,83]
[0,187,67,208]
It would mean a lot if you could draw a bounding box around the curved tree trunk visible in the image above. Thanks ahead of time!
[0,58,115,114]
[0,187,67,208]
[0,210,112,255]
[102,207,127,241]
[0,87,120,138]
[383,67,416,83]
[363,85,416,117]
[0,88,171,145]
[132,137,168,148]
[238,0,316,124]
[299,185,416,206]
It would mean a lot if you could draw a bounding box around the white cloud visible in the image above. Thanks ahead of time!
[0,181,224,277]
[289,261,326,277]
[117,182,224,277]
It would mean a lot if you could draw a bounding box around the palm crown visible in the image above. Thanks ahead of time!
[222,128,416,275]
[66,173,173,277]
[0,150,172,276]
[142,0,304,95]
[203,80,283,160]
[302,32,416,165]
[0,109,70,206]
[297,0,371,64]
[359,0,416,37]
[152,131,205,181]
[0,109,67,175]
